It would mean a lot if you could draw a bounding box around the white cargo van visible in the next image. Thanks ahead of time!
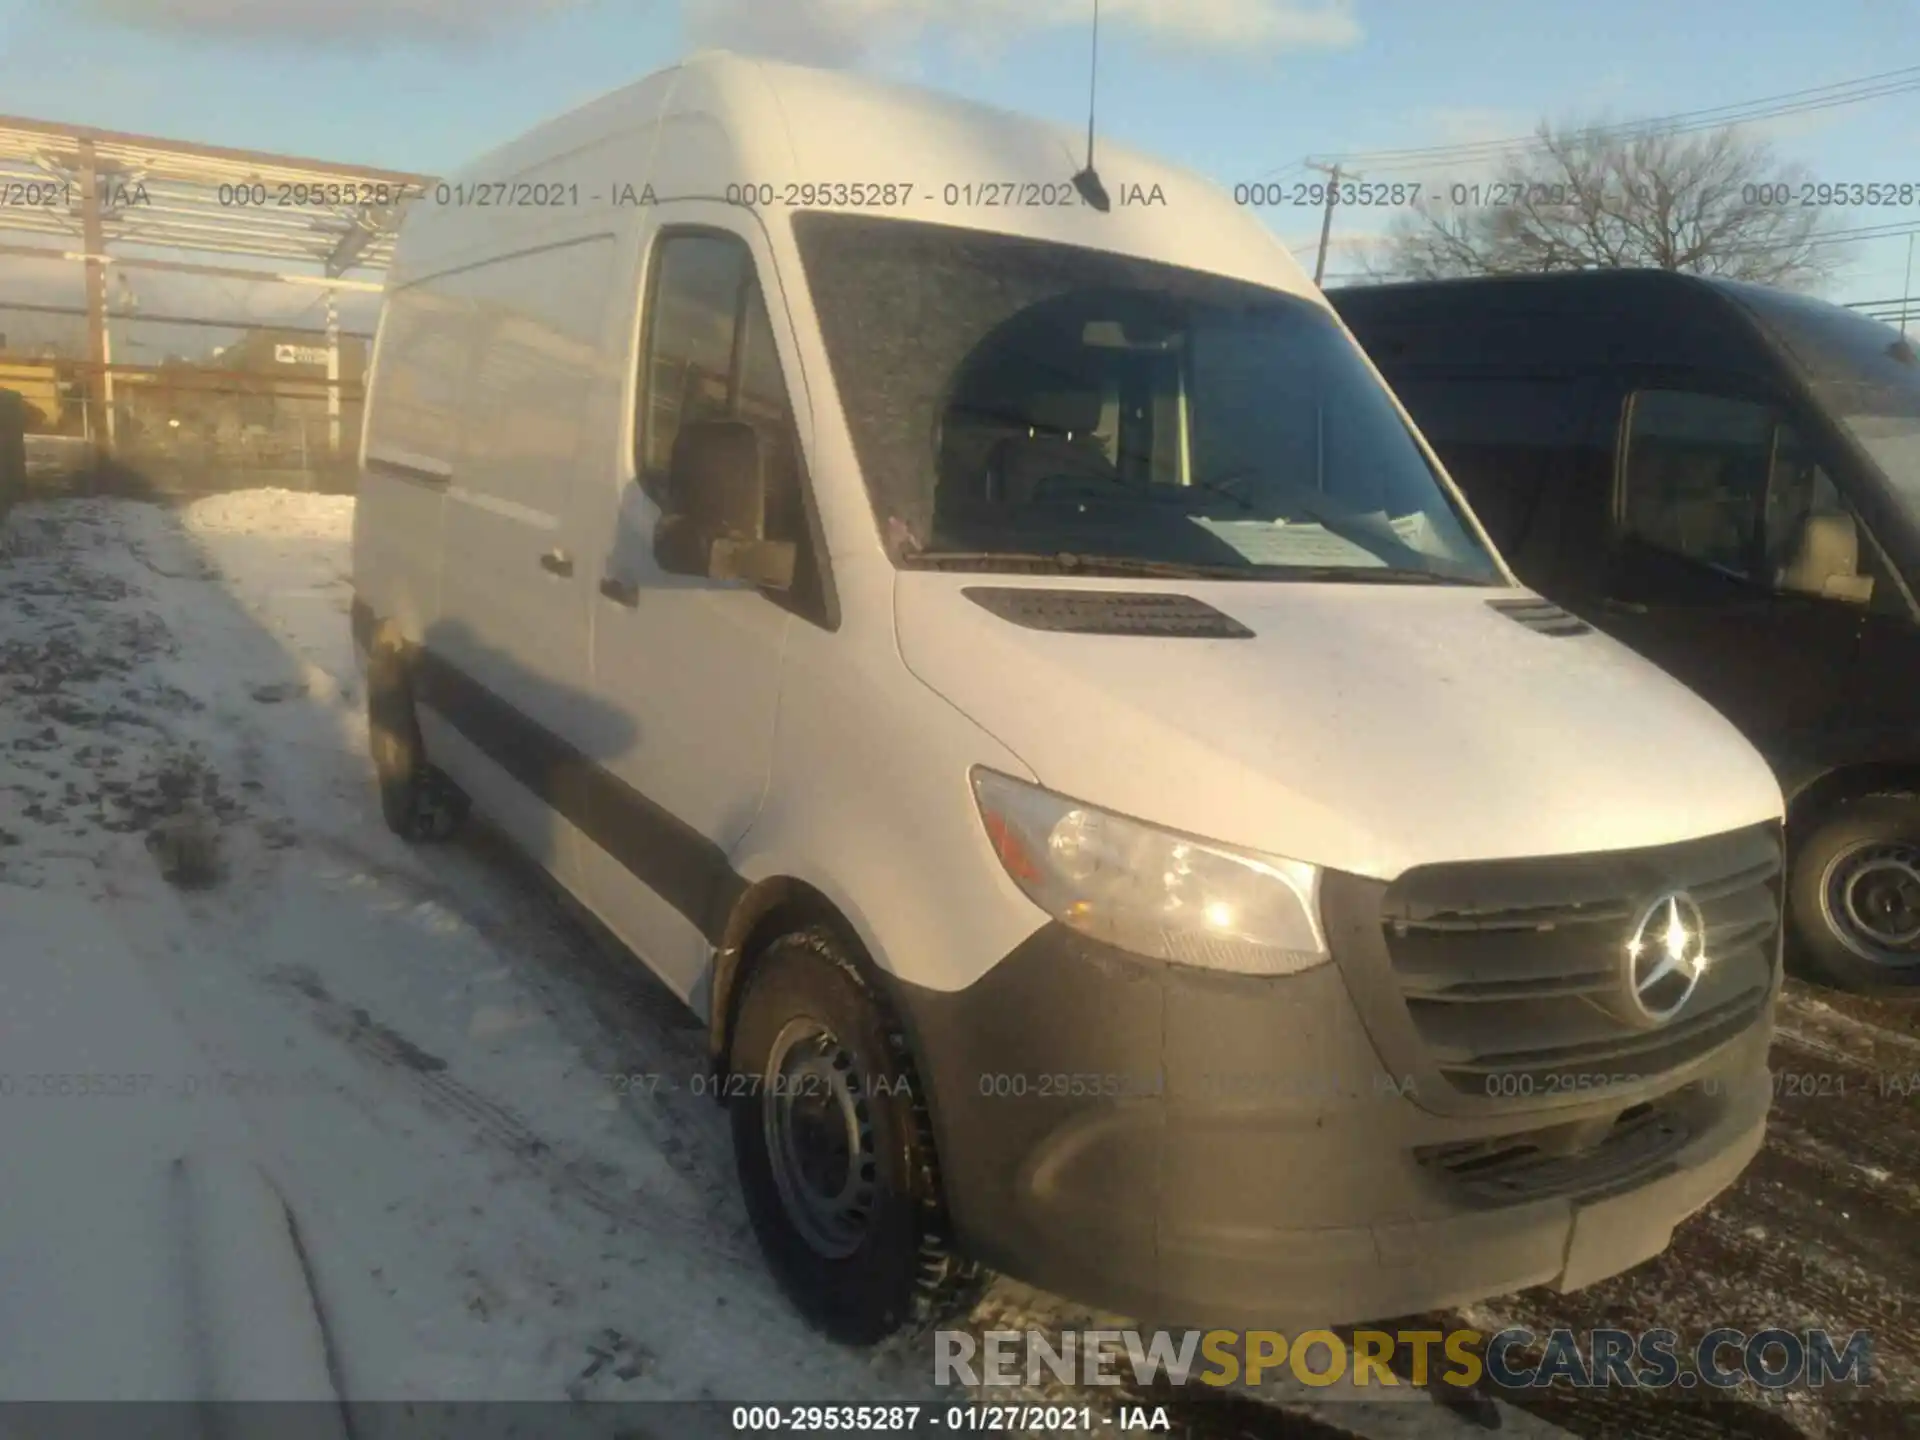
[352,51,1787,1343]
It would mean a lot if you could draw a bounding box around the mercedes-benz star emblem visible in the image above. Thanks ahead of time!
[1620,891,1709,1026]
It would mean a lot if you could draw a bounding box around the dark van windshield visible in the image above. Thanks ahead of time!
[1729,282,1920,521]
[790,212,1501,583]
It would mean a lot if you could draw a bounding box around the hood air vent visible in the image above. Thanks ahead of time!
[963,587,1254,638]
[1487,597,1593,637]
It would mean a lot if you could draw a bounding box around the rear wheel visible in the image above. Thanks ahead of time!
[366,644,468,843]
[1788,793,1920,995]
[728,926,977,1345]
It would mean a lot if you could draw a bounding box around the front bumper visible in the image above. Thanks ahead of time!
[889,920,1773,1331]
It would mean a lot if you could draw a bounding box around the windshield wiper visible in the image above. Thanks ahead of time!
[902,550,1258,579]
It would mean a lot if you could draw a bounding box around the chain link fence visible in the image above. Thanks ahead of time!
[3,365,363,502]
[2,253,377,504]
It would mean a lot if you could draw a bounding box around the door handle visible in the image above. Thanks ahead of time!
[1598,597,1648,615]
[540,550,574,577]
[599,576,639,607]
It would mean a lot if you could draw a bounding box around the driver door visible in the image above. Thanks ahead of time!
[575,209,801,1009]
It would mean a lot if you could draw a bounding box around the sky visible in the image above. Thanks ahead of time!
[1,0,1918,357]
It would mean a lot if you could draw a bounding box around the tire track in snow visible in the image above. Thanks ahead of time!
[293,828,742,1211]
[262,959,753,1266]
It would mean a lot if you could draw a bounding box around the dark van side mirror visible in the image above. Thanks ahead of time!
[654,418,797,590]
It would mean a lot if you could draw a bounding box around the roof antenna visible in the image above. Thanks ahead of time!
[1071,0,1111,212]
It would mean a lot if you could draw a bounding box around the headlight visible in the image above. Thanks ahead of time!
[970,767,1329,975]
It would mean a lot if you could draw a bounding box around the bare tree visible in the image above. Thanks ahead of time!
[1364,119,1841,290]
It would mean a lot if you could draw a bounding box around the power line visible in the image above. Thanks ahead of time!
[1320,65,1920,171]
[1319,195,1920,253]
[1335,66,1920,169]
[1697,217,1920,258]
[1263,62,1920,180]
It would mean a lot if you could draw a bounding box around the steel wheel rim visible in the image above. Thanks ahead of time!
[761,1018,879,1260]
[1821,840,1920,963]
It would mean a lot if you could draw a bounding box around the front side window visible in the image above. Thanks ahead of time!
[637,231,802,540]
[1620,391,1773,578]
[1621,388,1897,610]
[792,212,1501,583]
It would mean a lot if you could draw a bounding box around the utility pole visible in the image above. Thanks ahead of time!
[1903,233,1915,338]
[325,286,341,457]
[76,139,114,452]
[1309,161,1346,286]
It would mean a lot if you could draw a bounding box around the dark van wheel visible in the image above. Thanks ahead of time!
[728,927,974,1345]
[1788,793,1920,996]
[366,645,468,843]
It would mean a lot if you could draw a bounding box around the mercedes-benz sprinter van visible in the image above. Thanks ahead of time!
[1332,272,1920,997]
[352,52,1786,1344]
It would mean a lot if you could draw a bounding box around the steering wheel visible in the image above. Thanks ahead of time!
[1189,466,1262,512]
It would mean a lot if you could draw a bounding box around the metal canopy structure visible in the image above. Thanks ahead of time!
[0,112,432,274]
[0,113,436,455]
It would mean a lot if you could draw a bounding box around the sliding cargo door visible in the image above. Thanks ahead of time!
[420,231,623,884]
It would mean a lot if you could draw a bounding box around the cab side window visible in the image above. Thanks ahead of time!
[638,232,803,543]
[1622,389,1893,611]
[1619,391,1772,580]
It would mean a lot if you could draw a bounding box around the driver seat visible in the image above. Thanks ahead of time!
[985,388,1119,504]
[1779,510,1876,603]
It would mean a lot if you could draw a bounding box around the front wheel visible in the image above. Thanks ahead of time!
[728,927,975,1345]
[1788,793,1920,996]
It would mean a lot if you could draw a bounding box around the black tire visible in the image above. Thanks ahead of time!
[366,644,468,844]
[728,926,975,1345]
[1787,793,1920,996]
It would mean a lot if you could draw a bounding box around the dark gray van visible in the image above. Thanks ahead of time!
[1332,271,1920,995]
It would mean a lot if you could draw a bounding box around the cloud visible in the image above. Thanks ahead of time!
[686,0,1363,66]
[66,0,591,47]
[64,0,1362,59]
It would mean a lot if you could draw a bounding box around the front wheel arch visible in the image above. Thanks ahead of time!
[1785,761,1920,837]
[709,878,921,1082]
[722,917,983,1340]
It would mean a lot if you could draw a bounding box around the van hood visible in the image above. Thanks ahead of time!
[894,576,1783,881]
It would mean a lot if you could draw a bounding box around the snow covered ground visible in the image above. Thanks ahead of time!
[7,490,1906,1438]
[0,491,927,1410]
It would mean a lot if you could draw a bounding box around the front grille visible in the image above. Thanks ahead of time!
[1417,1096,1694,1206]
[1379,823,1782,1102]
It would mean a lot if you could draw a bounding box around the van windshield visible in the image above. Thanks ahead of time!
[1734,284,1920,522]
[790,212,1502,583]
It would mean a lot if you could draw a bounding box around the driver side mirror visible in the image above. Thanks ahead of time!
[1778,511,1876,604]
[654,418,797,590]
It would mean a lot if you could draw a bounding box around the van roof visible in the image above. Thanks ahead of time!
[1328,267,1764,313]
[1328,268,1788,377]
[424,49,1313,299]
